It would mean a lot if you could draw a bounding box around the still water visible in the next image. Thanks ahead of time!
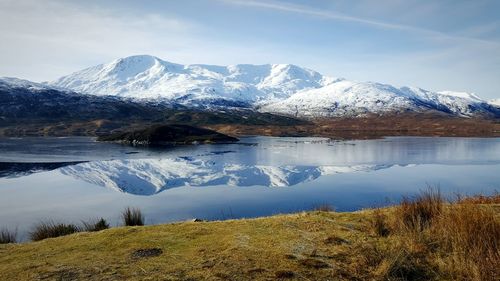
[0,136,499,240]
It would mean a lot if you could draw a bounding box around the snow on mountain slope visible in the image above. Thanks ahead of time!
[437,91,482,101]
[48,55,498,118]
[0,77,70,92]
[490,99,500,107]
[259,81,415,117]
[409,88,491,116]
[50,55,329,105]
[58,157,391,195]
[260,83,498,118]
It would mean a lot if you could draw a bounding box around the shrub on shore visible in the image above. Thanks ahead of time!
[313,203,335,212]
[370,209,390,237]
[30,221,80,241]
[367,189,500,281]
[82,218,110,232]
[0,228,17,244]
[122,207,144,226]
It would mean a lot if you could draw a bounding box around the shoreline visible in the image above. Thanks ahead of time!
[1,114,499,139]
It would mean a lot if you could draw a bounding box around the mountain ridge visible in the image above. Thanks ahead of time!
[46,55,499,118]
[49,55,332,104]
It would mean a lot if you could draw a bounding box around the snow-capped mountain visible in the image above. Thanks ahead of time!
[50,55,333,105]
[260,82,497,118]
[48,55,499,118]
[58,157,393,195]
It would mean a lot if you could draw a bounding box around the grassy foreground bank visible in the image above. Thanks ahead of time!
[0,194,498,280]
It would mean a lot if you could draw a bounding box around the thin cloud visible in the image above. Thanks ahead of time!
[218,0,500,47]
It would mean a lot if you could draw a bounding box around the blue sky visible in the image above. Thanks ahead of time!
[1,0,499,99]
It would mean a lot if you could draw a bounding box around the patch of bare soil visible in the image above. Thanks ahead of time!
[131,248,163,259]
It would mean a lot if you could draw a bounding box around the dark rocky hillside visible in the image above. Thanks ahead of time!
[0,85,166,124]
[0,83,306,136]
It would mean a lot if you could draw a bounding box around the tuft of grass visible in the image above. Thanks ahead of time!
[375,247,432,281]
[0,228,17,244]
[30,221,80,241]
[393,188,443,233]
[313,203,335,212]
[370,209,390,237]
[122,207,144,226]
[81,218,110,232]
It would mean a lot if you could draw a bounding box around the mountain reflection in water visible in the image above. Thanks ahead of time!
[59,158,396,195]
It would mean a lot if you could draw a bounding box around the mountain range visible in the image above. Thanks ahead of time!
[45,55,499,118]
[1,55,499,137]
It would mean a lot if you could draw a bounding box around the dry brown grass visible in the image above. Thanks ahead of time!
[375,189,500,281]
[392,188,443,233]
[456,191,500,204]
[374,247,433,281]
[432,203,500,280]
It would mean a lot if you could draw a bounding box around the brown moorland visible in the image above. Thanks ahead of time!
[1,113,499,139]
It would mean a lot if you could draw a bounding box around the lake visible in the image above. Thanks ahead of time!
[1,136,499,241]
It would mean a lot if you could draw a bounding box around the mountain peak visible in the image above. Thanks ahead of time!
[105,55,185,78]
[118,54,161,61]
[110,54,182,68]
[111,55,160,69]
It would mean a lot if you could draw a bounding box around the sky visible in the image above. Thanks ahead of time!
[0,0,499,99]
